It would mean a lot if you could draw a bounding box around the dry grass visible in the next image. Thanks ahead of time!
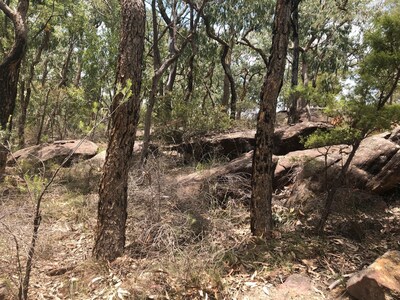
[0,153,399,299]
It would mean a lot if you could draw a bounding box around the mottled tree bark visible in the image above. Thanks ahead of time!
[0,0,29,178]
[93,0,145,261]
[251,0,294,238]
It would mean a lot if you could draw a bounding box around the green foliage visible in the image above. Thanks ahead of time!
[303,126,361,148]
[153,91,231,143]
[357,2,400,105]
[283,73,342,108]
[22,174,48,200]
[304,103,400,148]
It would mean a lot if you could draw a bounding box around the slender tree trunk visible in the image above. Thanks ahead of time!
[222,73,230,111]
[222,43,237,119]
[141,72,162,165]
[316,139,361,233]
[203,17,237,119]
[18,80,26,148]
[73,55,83,87]
[93,0,145,262]
[288,2,300,124]
[140,1,206,165]
[58,39,74,88]
[18,28,50,148]
[41,58,49,87]
[159,0,178,119]
[184,5,196,103]
[0,0,29,179]
[251,0,293,238]
[237,70,249,120]
[36,89,50,145]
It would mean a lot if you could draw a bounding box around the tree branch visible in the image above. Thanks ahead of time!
[0,0,15,20]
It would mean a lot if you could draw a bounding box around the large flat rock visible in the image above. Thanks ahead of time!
[347,250,400,300]
[9,140,99,166]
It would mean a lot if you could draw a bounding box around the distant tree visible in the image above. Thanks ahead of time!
[0,0,29,178]
[357,1,400,109]
[93,0,145,261]
[140,0,207,165]
[250,0,296,237]
[287,0,369,123]
[308,2,400,232]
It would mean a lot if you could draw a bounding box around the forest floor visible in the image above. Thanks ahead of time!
[0,151,399,299]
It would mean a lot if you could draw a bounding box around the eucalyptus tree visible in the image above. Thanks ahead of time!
[18,0,120,144]
[0,0,29,178]
[357,1,400,109]
[310,1,400,232]
[287,0,370,122]
[251,0,296,237]
[18,20,51,148]
[140,0,207,165]
[93,0,146,261]
[202,0,274,119]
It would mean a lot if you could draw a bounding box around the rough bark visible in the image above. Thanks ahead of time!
[93,0,145,261]
[250,0,293,238]
[0,0,29,179]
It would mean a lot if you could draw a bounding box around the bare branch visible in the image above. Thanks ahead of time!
[0,0,15,20]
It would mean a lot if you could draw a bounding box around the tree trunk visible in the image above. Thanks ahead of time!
[0,0,29,179]
[288,2,300,124]
[93,0,145,262]
[222,72,230,111]
[221,41,237,119]
[18,28,50,148]
[140,1,206,165]
[316,139,361,233]
[18,80,26,148]
[58,39,74,88]
[184,5,196,103]
[36,88,50,145]
[250,0,293,238]
[203,17,237,119]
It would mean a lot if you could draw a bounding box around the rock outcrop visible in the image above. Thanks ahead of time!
[178,127,400,198]
[8,140,98,167]
[273,121,333,155]
[172,121,333,163]
[347,250,400,300]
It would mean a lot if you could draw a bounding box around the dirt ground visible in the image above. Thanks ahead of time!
[0,155,399,299]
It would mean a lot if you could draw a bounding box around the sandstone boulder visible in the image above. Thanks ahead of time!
[272,274,319,300]
[179,127,400,201]
[172,130,256,163]
[389,126,400,145]
[273,121,333,155]
[347,250,400,300]
[9,140,98,167]
[173,121,332,163]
